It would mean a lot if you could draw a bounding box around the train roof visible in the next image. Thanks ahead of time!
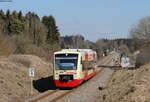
[61,49,95,52]
[54,49,96,54]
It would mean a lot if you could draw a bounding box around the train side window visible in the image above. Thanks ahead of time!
[88,61,92,70]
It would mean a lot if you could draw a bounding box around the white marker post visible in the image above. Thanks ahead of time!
[28,68,35,96]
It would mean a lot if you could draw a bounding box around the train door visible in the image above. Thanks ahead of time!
[84,53,88,80]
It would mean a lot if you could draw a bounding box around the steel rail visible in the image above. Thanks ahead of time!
[28,90,58,102]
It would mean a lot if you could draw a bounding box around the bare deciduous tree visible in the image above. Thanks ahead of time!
[130,16,150,39]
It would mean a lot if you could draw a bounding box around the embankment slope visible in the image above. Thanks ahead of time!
[96,63,150,102]
[0,55,52,102]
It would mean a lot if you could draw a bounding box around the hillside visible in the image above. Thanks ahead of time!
[0,55,52,102]
[96,63,150,102]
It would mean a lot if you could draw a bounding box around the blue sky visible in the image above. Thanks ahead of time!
[0,0,150,41]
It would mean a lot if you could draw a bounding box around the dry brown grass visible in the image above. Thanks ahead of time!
[96,63,150,102]
[0,55,52,102]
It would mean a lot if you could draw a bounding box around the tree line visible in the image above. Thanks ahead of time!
[0,9,150,64]
[0,10,60,58]
[0,10,60,45]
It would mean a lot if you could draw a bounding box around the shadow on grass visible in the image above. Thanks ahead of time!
[98,65,121,69]
[98,65,135,70]
[33,75,57,93]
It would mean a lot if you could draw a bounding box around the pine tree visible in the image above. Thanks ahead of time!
[42,16,60,44]
[6,9,10,19]
[18,11,23,21]
[0,10,5,19]
[0,10,5,32]
[7,10,25,35]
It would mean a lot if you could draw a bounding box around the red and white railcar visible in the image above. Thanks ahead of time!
[53,49,97,87]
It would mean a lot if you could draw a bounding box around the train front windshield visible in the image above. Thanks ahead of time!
[55,54,78,70]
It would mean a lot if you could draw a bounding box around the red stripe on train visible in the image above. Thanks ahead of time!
[54,79,84,87]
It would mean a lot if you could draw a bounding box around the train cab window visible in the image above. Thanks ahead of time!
[55,54,78,70]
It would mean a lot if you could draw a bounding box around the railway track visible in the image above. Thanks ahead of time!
[27,53,115,102]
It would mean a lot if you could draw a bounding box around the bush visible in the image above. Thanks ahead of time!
[12,34,32,54]
[136,47,150,67]
[119,45,130,56]
[0,34,14,56]
[25,45,48,59]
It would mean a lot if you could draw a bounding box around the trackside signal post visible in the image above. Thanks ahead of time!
[28,68,35,96]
